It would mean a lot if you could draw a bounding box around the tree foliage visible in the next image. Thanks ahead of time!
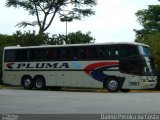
[12,31,48,46]
[142,32,160,89]
[134,5,160,42]
[66,31,95,44]
[6,0,97,34]
[134,4,160,89]
[48,31,95,44]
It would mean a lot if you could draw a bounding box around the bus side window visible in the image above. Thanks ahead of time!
[47,49,56,60]
[108,46,118,59]
[72,47,80,60]
[47,49,53,60]
[98,47,109,59]
[98,46,118,60]
[29,49,36,61]
[61,48,73,60]
[89,47,98,59]
[120,45,138,58]
[37,49,46,60]
[28,49,46,61]
[16,49,28,61]
[80,47,89,60]
[5,50,16,62]
[47,48,61,60]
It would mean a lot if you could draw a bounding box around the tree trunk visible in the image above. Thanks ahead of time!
[38,29,44,35]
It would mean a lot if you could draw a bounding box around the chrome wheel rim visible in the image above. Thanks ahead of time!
[36,79,43,88]
[108,80,118,91]
[24,79,31,87]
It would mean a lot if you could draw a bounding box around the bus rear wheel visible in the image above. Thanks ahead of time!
[105,77,120,92]
[34,76,46,90]
[22,76,34,90]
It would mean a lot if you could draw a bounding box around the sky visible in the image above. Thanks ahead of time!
[0,0,160,43]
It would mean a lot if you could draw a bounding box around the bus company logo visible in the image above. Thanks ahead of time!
[6,63,15,69]
[6,62,69,69]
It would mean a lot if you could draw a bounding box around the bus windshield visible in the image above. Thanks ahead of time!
[138,46,152,56]
[138,46,156,76]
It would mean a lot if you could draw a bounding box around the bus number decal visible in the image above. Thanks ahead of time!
[129,82,139,86]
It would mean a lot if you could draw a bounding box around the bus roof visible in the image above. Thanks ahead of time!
[4,42,149,50]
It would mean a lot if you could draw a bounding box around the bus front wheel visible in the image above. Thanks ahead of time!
[105,77,120,92]
[34,76,46,90]
[22,76,34,90]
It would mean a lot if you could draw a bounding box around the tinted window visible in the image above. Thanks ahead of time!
[16,49,28,61]
[61,47,73,60]
[72,47,80,60]
[80,47,89,59]
[98,45,118,59]
[5,50,16,62]
[29,49,46,61]
[89,47,98,59]
[120,45,138,58]
[47,48,61,60]
[79,46,98,60]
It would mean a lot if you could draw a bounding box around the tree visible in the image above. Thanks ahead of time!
[134,5,160,42]
[6,0,97,35]
[143,32,160,89]
[134,4,160,89]
[65,31,95,44]
[148,33,160,69]
[12,30,49,46]
[48,31,95,45]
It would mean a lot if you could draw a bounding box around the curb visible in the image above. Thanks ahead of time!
[0,85,8,89]
[0,85,160,92]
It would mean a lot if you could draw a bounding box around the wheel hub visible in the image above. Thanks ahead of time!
[24,79,31,86]
[36,79,43,88]
[108,80,118,91]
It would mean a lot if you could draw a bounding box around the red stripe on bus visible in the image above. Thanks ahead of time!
[84,62,119,75]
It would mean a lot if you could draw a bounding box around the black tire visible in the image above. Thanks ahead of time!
[34,76,46,90]
[120,89,130,93]
[22,76,34,90]
[105,77,120,92]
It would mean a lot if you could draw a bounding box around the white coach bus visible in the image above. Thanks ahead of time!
[2,42,157,92]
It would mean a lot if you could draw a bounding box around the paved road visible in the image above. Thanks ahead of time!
[0,88,160,114]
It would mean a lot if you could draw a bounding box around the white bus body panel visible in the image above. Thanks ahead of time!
[3,60,157,89]
[3,61,106,88]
